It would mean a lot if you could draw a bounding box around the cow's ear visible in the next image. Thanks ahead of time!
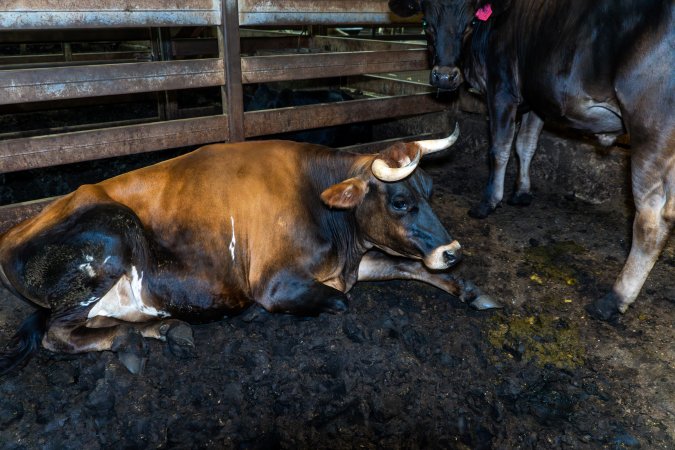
[388,0,421,18]
[321,177,368,209]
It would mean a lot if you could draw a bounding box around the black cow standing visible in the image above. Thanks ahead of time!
[389,0,674,320]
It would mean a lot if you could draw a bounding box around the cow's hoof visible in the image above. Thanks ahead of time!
[112,329,149,374]
[586,294,621,322]
[470,295,503,310]
[163,322,196,359]
[507,192,533,206]
[468,202,495,219]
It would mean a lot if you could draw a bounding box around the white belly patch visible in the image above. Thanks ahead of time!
[87,266,169,322]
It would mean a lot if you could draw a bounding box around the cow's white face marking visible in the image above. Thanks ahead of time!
[87,265,170,321]
[229,216,236,262]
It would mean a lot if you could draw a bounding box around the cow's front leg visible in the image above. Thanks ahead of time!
[257,269,349,316]
[509,111,544,206]
[587,148,674,320]
[470,97,518,218]
[357,251,501,310]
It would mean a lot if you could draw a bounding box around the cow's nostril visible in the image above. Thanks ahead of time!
[443,249,461,265]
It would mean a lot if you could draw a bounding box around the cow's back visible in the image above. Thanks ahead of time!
[95,142,336,284]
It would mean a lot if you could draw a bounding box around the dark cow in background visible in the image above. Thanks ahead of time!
[389,0,674,320]
[0,128,493,374]
[244,84,372,147]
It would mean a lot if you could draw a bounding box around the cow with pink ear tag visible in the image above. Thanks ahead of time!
[389,0,675,320]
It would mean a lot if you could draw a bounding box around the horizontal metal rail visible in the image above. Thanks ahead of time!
[0,198,57,234]
[244,92,445,137]
[0,131,440,234]
[241,49,428,83]
[239,0,417,26]
[0,116,229,173]
[0,91,444,173]
[0,1,420,30]
[0,59,224,105]
[0,0,223,29]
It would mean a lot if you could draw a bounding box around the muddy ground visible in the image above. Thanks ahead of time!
[0,113,673,449]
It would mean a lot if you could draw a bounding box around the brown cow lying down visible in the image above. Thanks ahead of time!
[0,128,497,374]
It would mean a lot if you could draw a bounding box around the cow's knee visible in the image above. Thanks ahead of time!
[259,272,349,316]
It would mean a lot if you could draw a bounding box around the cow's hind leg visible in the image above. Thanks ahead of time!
[44,314,193,373]
[7,203,190,371]
[509,111,544,206]
[587,138,674,320]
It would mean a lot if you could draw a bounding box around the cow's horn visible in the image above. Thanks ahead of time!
[371,149,422,182]
[414,122,460,154]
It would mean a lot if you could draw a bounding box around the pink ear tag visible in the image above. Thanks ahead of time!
[475,4,493,21]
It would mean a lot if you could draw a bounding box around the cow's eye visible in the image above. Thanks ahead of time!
[391,197,409,211]
[421,19,427,30]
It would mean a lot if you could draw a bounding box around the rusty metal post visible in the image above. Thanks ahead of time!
[219,0,244,142]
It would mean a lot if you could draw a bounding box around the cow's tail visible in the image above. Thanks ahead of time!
[0,308,49,376]
[0,232,50,375]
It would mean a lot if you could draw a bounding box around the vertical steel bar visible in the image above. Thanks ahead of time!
[150,27,167,121]
[152,27,179,121]
[220,0,244,142]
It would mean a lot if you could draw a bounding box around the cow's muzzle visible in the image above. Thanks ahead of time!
[423,240,462,270]
[430,65,463,91]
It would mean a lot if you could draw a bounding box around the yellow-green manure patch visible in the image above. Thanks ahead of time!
[487,313,586,369]
[524,241,586,287]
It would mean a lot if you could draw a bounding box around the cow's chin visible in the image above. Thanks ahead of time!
[430,79,462,91]
[423,241,462,270]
